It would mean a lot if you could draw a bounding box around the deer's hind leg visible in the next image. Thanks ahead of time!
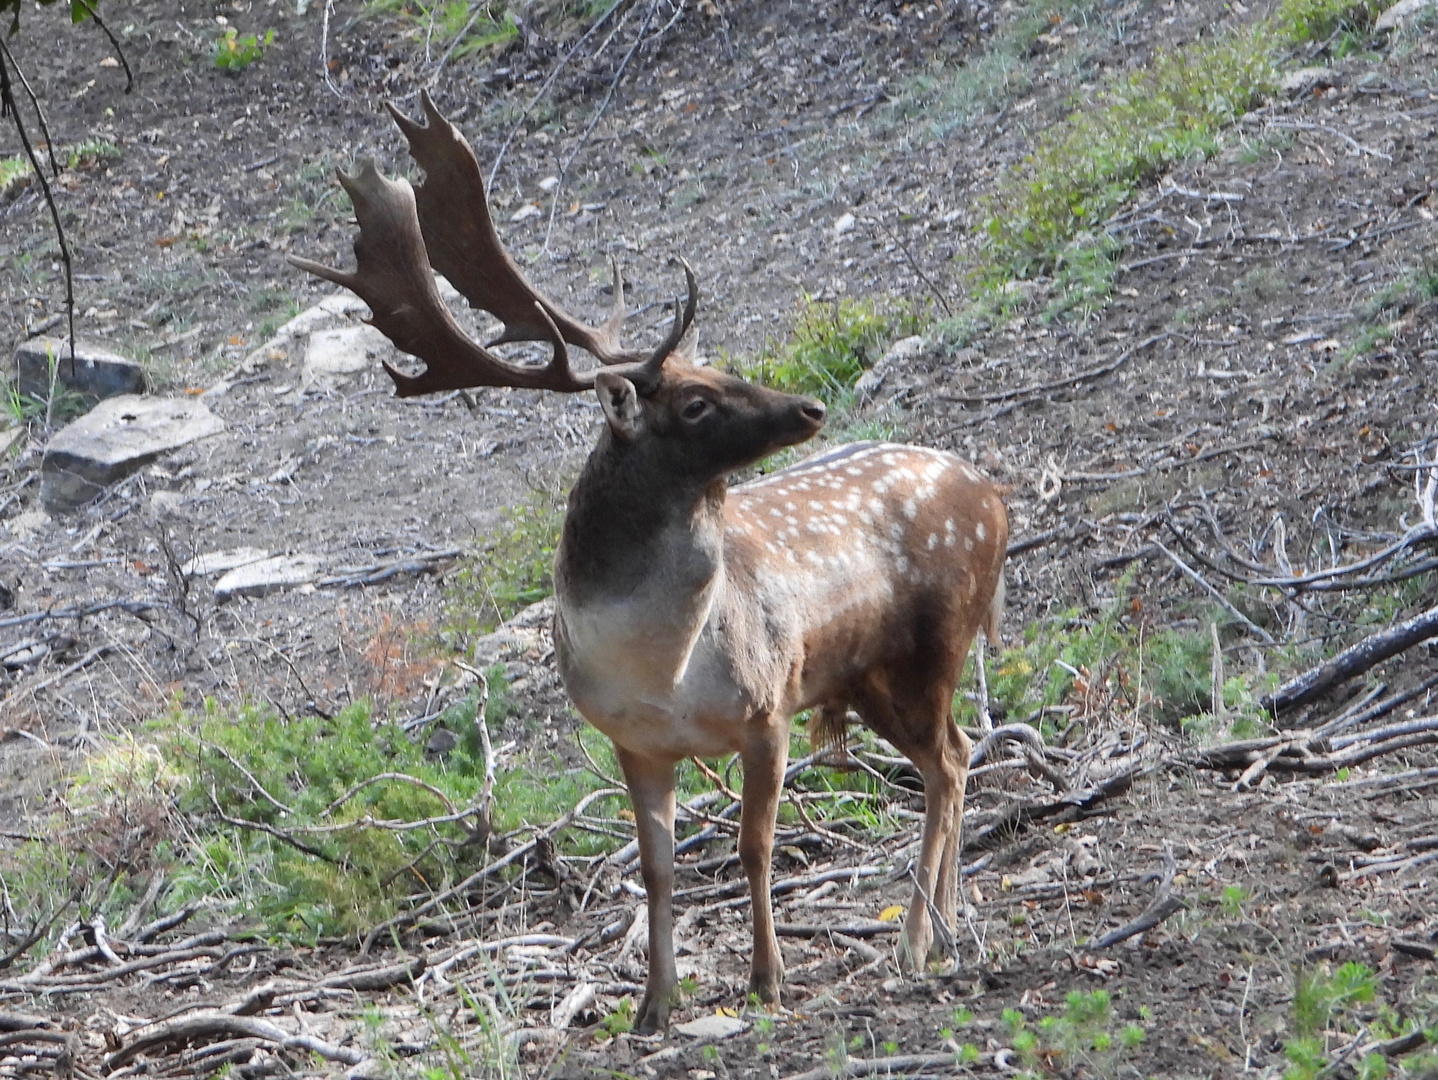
[933,720,972,957]
[853,677,963,972]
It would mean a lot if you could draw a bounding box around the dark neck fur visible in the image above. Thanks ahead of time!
[558,431,726,602]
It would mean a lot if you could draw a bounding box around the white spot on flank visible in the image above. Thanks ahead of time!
[964,536,974,551]
[896,556,910,573]
[889,523,904,541]
[846,467,862,476]
[927,533,938,550]
[975,521,987,542]
[903,499,918,520]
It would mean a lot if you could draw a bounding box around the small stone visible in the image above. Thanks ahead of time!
[41,395,225,513]
[1280,67,1342,95]
[538,176,560,193]
[672,1015,748,1039]
[833,212,857,236]
[880,335,928,368]
[214,554,325,603]
[302,324,393,389]
[181,547,271,577]
[511,203,542,222]
[15,336,148,407]
[1375,0,1436,29]
[5,508,51,540]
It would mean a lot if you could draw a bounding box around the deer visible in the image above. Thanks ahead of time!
[292,92,1008,1036]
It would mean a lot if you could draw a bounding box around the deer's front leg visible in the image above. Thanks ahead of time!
[615,746,678,1036]
[739,720,790,1004]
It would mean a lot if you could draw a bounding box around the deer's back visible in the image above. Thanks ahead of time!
[726,442,1008,712]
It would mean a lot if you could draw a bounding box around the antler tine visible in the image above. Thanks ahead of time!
[287,161,591,396]
[613,259,698,391]
[388,90,643,366]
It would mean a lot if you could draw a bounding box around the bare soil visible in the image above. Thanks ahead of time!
[2,0,1438,1077]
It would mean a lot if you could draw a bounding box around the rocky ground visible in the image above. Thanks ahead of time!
[2,0,1438,1077]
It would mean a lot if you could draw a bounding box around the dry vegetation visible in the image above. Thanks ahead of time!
[2,0,1438,1077]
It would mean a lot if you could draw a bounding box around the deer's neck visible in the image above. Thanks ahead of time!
[559,436,727,604]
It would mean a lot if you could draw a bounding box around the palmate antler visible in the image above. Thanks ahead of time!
[288,90,696,396]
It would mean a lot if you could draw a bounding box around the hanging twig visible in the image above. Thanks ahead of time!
[0,39,76,379]
[71,0,134,92]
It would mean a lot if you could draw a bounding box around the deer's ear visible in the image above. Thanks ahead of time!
[595,371,643,441]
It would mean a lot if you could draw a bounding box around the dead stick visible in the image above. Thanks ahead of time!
[1264,604,1438,716]
[1090,848,1185,949]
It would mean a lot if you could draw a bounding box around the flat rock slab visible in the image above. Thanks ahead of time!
[673,1015,748,1039]
[1376,0,1437,28]
[41,395,225,512]
[214,554,325,602]
[302,324,393,389]
[181,547,271,578]
[15,337,149,406]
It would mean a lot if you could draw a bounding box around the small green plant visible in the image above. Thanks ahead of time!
[1272,0,1381,44]
[445,484,567,641]
[743,296,920,405]
[212,27,276,71]
[980,31,1276,283]
[1002,992,1148,1077]
[1283,963,1396,1080]
[1220,884,1250,919]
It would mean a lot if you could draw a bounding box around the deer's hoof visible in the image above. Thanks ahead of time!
[635,994,670,1037]
[747,971,783,1005]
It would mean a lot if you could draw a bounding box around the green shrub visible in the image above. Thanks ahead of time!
[980,32,1276,282]
[1273,0,1381,44]
[446,486,567,641]
[745,296,921,404]
[212,27,275,71]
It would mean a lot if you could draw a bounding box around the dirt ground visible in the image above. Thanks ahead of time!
[2,0,1438,1077]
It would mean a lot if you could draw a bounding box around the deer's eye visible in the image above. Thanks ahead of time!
[682,399,710,420]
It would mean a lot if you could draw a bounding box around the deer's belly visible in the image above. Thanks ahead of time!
[555,603,750,760]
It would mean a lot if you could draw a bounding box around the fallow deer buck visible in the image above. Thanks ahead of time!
[293,92,1008,1035]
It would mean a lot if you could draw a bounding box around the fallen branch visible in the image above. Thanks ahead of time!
[938,333,1169,406]
[1089,848,1185,949]
[783,1051,981,1080]
[1263,605,1438,716]
[102,1013,371,1073]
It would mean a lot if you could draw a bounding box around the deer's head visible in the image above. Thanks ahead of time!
[290,92,826,485]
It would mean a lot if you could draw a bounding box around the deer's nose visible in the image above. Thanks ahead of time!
[801,400,827,424]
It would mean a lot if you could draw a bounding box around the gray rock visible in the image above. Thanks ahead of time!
[1376,0,1436,29]
[214,554,324,603]
[673,1015,748,1038]
[15,337,148,406]
[181,547,270,578]
[1281,67,1343,95]
[302,324,393,389]
[41,395,225,512]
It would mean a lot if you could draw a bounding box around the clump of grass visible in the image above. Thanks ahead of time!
[361,0,518,57]
[979,32,1277,282]
[211,27,276,71]
[446,485,567,643]
[1273,0,1381,45]
[744,296,921,404]
[156,690,628,938]
[973,571,1275,732]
